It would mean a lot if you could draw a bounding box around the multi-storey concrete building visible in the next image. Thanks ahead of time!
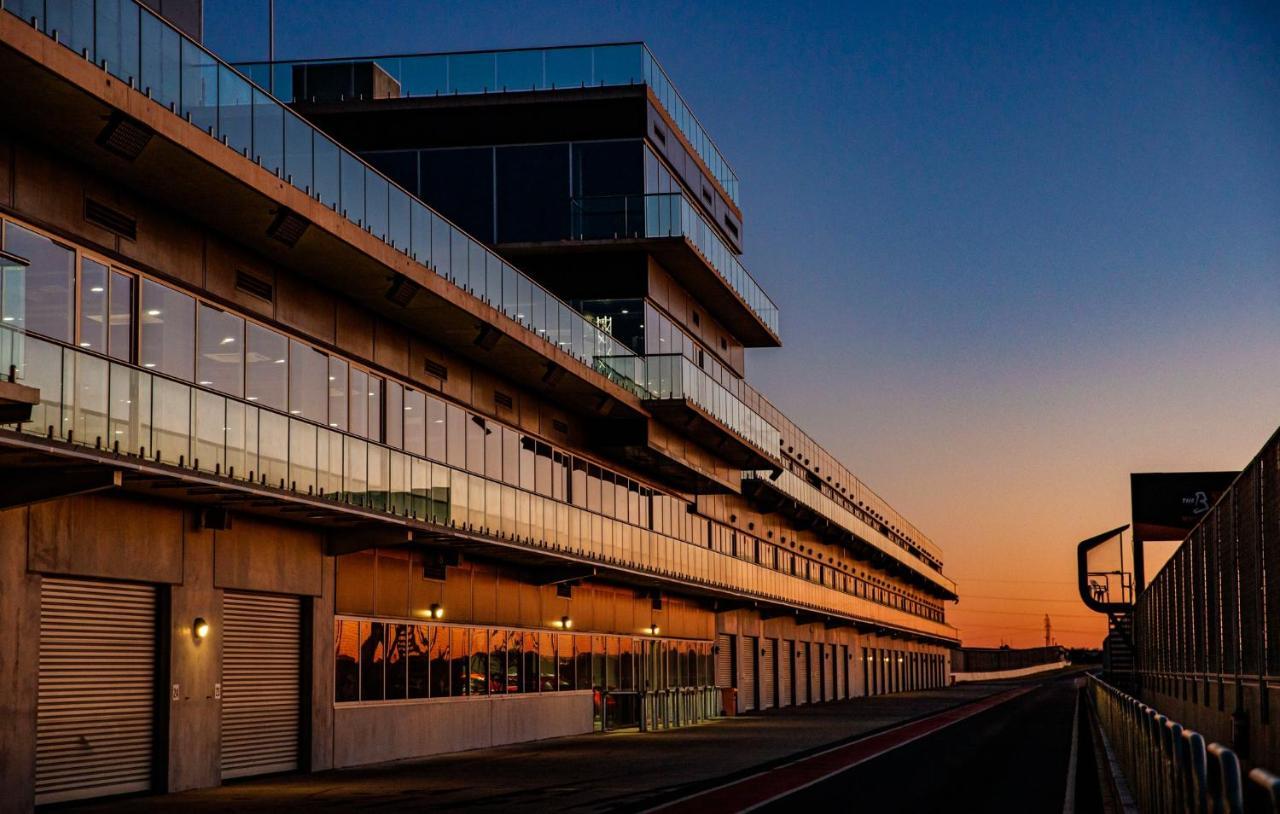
[0,2,958,807]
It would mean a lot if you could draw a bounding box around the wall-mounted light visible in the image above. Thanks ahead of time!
[554,616,573,630]
[429,603,444,620]
[645,623,660,636]
[192,617,210,641]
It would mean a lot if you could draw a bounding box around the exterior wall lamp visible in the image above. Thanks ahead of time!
[645,623,660,636]
[429,604,444,620]
[192,617,210,641]
[554,616,573,629]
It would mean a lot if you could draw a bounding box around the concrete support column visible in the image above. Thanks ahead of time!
[0,506,37,813]
[167,522,221,792]
[310,554,335,771]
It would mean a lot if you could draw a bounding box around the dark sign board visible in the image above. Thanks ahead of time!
[1130,471,1238,541]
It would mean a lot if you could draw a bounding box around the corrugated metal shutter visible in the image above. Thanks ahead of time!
[37,577,156,806]
[796,643,809,704]
[810,644,821,702]
[222,592,301,779]
[827,645,836,701]
[740,636,757,711]
[779,641,793,707]
[715,633,733,688]
[837,645,848,699]
[761,639,776,709]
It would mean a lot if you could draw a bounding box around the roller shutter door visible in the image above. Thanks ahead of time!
[827,645,837,700]
[838,645,848,699]
[796,643,809,704]
[761,639,776,709]
[810,645,821,702]
[740,636,757,711]
[37,578,156,806]
[779,641,793,707]
[715,633,733,687]
[222,592,301,779]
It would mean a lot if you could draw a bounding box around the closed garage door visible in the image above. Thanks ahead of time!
[37,577,156,806]
[715,633,733,687]
[761,639,776,709]
[796,643,809,704]
[222,592,301,779]
[779,641,793,707]
[740,635,757,711]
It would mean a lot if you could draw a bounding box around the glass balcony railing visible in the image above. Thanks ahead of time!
[743,469,956,596]
[599,353,781,463]
[1,325,951,638]
[2,0,645,392]
[570,194,779,338]
[234,44,740,205]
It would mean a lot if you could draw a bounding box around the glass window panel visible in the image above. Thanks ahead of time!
[252,88,284,176]
[428,625,449,698]
[557,633,575,690]
[523,632,540,694]
[4,223,74,342]
[245,322,287,410]
[180,38,217,134]
[359,621,386,701]
[426,395,446,461]
[385,380,403,449]
[107,271,133,362]
[445,403,465,468]
[139,280,194,379]
[195,304,244,397]
[289,418,317,494]
[575,635,592,691]
[468,628,489,696]
[95,0,140,84]
[367,375,383,442]
[496,49,543,91]
[502,428,519,487]
[408,625,430,699]
[539,633,556,692]
[335,618,360,702]
[348,367,368,438]
[448,52,496,94]
[484,418,502,480]
[341,151,365,224]
[403,388,425,456]
[365,172,388,241]
[78,258,108,353]
[314,134,341,209]
[327,356,347,431]
[385,623,408,699]
[505,630,524,694]
[258,409,288,486]
[287,340,326,421]
[447,627,469,696]
[49,0,96,60]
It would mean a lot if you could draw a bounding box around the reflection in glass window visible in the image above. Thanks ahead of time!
[445,404,465,468]
[386,623,408,699]
[3,223,74,342]
[327,356,348,431]
[403,388,425,456]
[367,375,383,442]
[489,629,508,694]
[245,322,287,409]
[335,618,360,702]
[428,625,449,698]
[196,304,244,397]
[359,621,385,701]
[78,258,108,352]
[289,340,327,421]
[108,271,133,362]
[426,395,446,461]
[139,279,194,379]
[385,380,403,449]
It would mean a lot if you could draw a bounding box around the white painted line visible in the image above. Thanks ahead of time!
[1062,688,1080,814]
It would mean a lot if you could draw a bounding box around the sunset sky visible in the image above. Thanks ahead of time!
[208,0,1280,648]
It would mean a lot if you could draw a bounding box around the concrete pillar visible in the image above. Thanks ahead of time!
[0,506,37,814]
[310,554,335,771]
[167,522,221,792]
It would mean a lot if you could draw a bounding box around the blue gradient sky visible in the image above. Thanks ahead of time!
[208,1,1280,646]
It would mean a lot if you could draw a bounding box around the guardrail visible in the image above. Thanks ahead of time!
[1089,673,1279,812]
[638,687,721,731]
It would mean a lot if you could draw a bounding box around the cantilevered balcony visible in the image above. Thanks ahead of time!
[598,353,782,471]
[743,470,958,601]
[236,43,741,207]
[0,1,656,430]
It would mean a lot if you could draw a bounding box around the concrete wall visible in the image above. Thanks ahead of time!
[0,494,333,807]
[332,691,594,768]
[1140,680,1279,771]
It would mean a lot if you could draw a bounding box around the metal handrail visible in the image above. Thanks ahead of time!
[1088,673,1277,813]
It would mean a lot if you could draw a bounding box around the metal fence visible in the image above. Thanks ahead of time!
[1133,428,1280,702]
[1089,674,1279,813]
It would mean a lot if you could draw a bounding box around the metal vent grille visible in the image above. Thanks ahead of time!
[84,199,137,240]
[552,419,568,435]
[234,270,273,301]
[267,209,309,247]
[221,592,300,780]
[494,391,513,409]
[423,359,447,380]
[96,113,153,161]
[385,274,421,307]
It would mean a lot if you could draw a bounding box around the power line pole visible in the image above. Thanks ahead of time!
[1044,614,1051,648]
